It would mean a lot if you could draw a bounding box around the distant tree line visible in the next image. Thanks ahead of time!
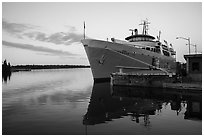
[2,60,11,74]
[12,64,90,70]
[2,59,90,73]
[2,60,11,83]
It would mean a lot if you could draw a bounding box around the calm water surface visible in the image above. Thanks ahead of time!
[2,68,202,135]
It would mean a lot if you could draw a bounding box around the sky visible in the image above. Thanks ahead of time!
[2,2,202,65]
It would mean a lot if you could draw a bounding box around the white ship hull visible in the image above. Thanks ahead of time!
[81,39,176,81]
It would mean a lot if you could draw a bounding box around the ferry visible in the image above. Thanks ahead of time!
[81,20,176,81]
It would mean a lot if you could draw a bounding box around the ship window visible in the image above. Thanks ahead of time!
[163,50,170,56]
[155,48,160,53]
[146,47,150,50]
[151,48,155,52]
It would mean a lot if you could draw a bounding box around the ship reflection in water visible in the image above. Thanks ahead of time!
[83,82,201,135]
[2,69,201,135]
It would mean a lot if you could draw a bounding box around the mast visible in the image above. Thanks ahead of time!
[139,19,150,35]
[83,21,86,39]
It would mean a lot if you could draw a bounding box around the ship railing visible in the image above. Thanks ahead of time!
[111,38,148,49]
[111,38,160,53]
[115,66,176,77]
[115,66,150,73]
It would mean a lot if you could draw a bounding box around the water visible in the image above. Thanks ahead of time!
[2,68,202,135]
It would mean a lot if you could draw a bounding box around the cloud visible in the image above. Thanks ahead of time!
[2,19,39,34]
[47,32,85,45]
[2,41,76,57]
[64,32,86,45]
[23,31,85,45]
[64,25,77,32]
[24,31,47,41]
[3,20,87,46]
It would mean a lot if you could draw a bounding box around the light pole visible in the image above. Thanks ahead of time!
[191,44,197,54]
[186,44,197,54]
[176,37,191,54]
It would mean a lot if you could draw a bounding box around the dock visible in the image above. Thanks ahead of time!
[111,69,201,91]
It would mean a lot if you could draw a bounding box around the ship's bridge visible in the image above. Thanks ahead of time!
[125,34,155,42]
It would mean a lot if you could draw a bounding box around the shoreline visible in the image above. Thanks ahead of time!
[10,65,90,72]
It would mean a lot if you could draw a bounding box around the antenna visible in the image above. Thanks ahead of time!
[139,19,150,35]
[129,29,134,35]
